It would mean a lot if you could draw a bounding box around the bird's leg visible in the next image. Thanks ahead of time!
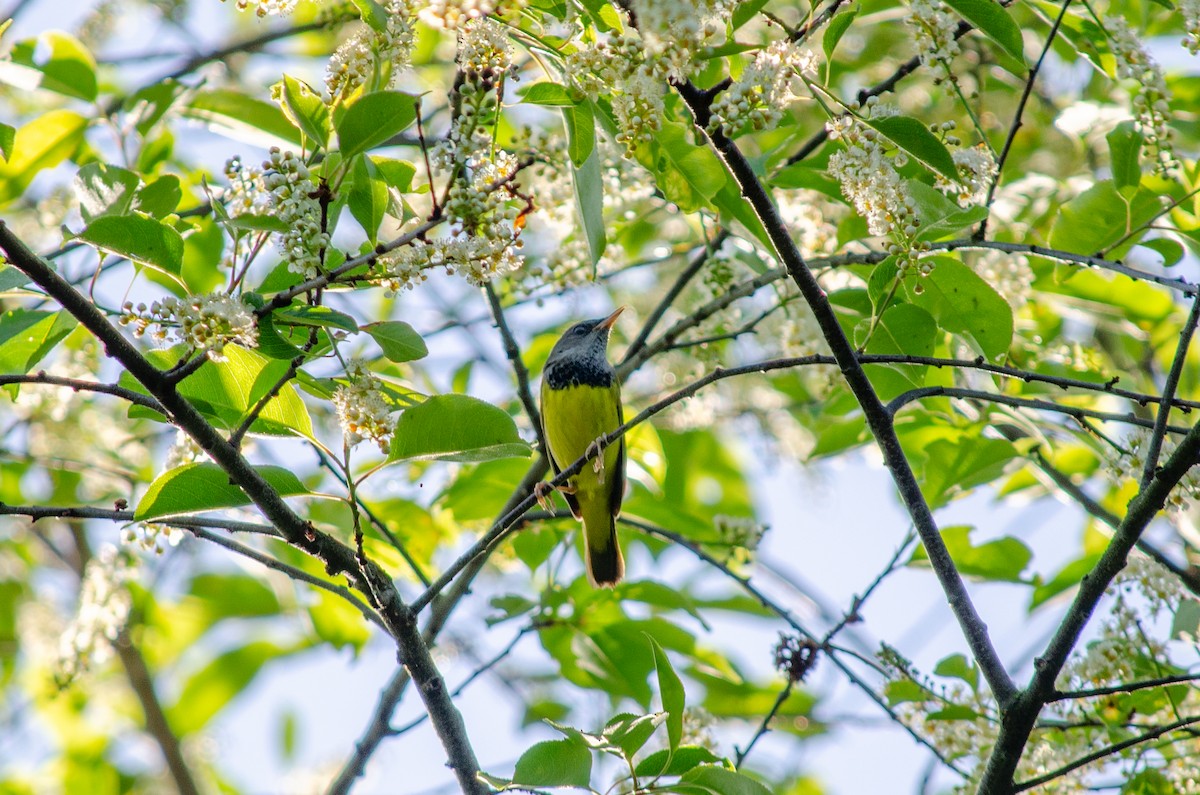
[587,439,605,485]
[534,481,555,511]
[535,480,576,512]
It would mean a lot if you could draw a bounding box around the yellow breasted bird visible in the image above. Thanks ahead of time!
[538,307,626,587]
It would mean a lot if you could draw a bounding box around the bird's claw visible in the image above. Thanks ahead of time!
[587,440,605,485]
[534,481,555,512]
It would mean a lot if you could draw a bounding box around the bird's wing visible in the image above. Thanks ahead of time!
[609,380,625,519]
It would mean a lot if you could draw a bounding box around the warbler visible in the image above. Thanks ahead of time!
[537,307,626,587]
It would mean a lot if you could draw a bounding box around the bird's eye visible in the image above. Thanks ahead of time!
[574,326,588,335]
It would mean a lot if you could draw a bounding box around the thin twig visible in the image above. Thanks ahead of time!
[1141,297,1200,486]
[977,0,1071,239]
[484,283,543,452]
[0,372,165,413]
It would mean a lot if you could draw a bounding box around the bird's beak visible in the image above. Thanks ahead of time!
[595,306,626,332]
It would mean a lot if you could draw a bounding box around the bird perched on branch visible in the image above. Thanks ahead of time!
[537,307,626,587]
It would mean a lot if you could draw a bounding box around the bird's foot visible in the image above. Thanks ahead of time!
[587,439,605,485]
[534,481,555,512]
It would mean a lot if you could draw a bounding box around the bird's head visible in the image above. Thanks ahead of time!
[547,307,625,365]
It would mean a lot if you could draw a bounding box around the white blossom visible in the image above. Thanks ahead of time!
[57,545,137,686]
[121,292,259,361]
[708,40,816,136]
[263,147,330,278]
[1183,0,1200,54]
[936,145,998,208]
[222,0,296,18]
[333,360,395,454]
[905,0,961,82]
[326,0,421,101]
[1106,14,1176,172]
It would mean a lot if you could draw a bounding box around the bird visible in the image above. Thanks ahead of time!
[537,307,626,587]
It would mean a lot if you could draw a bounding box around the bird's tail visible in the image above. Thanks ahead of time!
[581,496,624,587]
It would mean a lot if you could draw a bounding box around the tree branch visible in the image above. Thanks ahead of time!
[978,416,1200,792]
[0,372,165,413]
[0,221,489,795]
[675,80,1018,706]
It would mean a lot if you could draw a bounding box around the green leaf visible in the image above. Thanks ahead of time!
[1030,552,1103,608]
[732,0,771,29]
[168,640,292,735]
[601,712,664,759]
[348,155,388,243]
[1171,599,1200,640]
[901,257,1013,360]
[933,653,979,690]
[0,265,30,291]
[942,0,1026,64]
[678,765,773,795]
[0,31,97,101]
[337,90,419,162]
[909,181,990,241]
[308,588,370,652]
[645,122,727,213]
[349,0,390,30]
[822,7,859,66]
[274,305,358,333]
[909,525,1032,582]
[74,163,140,222]
[916,436,1016,509]
[277,74,330,149]
[0,110,88,205]
[563,99,596,167]
[78,214,185,275]
[0,309,76,375]
[1107,121,1143,192]
[572,144,607,267]
[120,347,313,437]
[634,745,724,777]
[1048,181,1164,256]
[374,157,417,193]
[135,463,307,520]
[1140,237,1185,266]
[858,302,935,399]
[649,636,686,754]
[189,573,281,618]
[135,174,183,219]
[512,739,591,787]
[185,88,303,148]
[520,81,576,106]
[0,122,13,160]
[363,320,428,362]
[862,115,959,183]
[389,395,531,463]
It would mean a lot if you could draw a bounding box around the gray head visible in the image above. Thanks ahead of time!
[544,307,624,389]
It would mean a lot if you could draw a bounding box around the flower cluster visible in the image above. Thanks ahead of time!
[164,429,206,470]
[566,29,664,153]
[419,0,496,29]
[326,0,421,101]
[458,16,511,78]
[263,147,330,278]
[969,249,1032,308]
[826,104,929,277]
[333,360,395,454]
[1184,0,1200,54]
[905,0,961,82]
[1105,429,1200,513]
[120,292,259,361]
[57,545,137,686]
[708,40,816,137]
[122,523,185,555]
[1106,15,1177,172]
[936,144,998,208]
[629,0,731,82]
[221,0,296,18]
[223,156,269,217]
